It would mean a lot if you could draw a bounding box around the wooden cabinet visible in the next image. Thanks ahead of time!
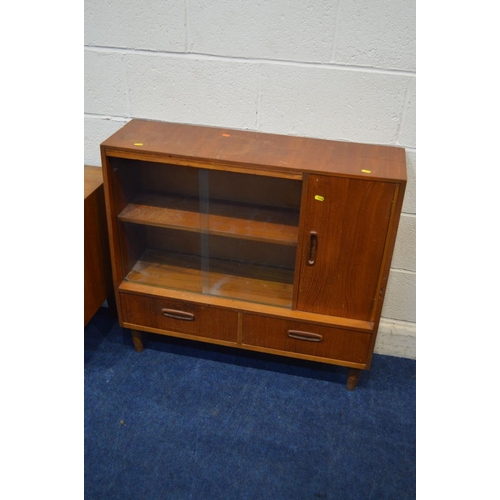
[101,119,406,389]
[84,165,113,325]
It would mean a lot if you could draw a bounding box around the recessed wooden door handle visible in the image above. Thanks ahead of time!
[308,231,318,265]
[287,330,323,342]
[161,308,195,321]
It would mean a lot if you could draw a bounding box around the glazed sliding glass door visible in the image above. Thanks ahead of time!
[110,157,302,308]
[200,169,301,307]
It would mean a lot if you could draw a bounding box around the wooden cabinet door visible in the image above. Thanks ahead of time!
[295,175,396,321]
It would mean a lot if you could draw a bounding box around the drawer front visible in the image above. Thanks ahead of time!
[120,293,238,342]
[242,314,371,364]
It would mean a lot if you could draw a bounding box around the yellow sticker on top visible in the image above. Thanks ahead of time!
[314,195,325,201]
[361,169,371,174]
[134,142,144,146]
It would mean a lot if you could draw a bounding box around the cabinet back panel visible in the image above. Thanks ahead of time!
[109,158,142,213]
[118,222,147,280]
[146,227,296,270]
[140,162,200,198]
[139,161,301,209]
[208,170,302,209]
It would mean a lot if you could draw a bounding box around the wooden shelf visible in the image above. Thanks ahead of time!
[118,192,299,246]
[124,248,294,308]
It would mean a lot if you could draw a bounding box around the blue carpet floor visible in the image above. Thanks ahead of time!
[85,308,416,500]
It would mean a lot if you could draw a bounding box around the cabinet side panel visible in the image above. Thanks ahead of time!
[296,176,396,321]
[365,180,407,368]
[84,183,112,324]
[101,149,127,324]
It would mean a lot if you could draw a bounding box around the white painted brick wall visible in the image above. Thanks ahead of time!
[383,271,416,323]
[403,150,416,214]
[84,115,129,167]
[126,54,260,129]
[392,215,416,272]
[188,0,339,62]
[399,77,416,147]
[84,0,416,358]
[84,0,186,52]
[334,0,416,71]
[258,64,409,143]
[85,51,128,116]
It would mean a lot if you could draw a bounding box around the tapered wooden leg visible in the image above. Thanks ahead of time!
[131,329,144,352]
[347,368,361,391]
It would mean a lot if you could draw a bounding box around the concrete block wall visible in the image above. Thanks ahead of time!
[84,0,416,359]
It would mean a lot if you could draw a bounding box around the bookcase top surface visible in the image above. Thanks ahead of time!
[101,119,406,181]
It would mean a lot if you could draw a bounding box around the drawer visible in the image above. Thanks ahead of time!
[120,293,238,342]
[242,314,371,364]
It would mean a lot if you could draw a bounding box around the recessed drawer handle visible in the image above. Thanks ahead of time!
[287,330,323,342]
[308,231,318,266]
[161,308,195,321]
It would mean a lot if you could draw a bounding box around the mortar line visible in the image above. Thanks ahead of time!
[379,317,416,327]
[396,77,415,145]
[390,268,415,275]
[185,0,190,52]
[122,54,131,117]
[330,0,343,63]
[84,45,416,77]
[256,64,262,130]
[84,113,130,122]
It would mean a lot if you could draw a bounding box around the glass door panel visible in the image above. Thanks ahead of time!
[111,157,302,308]
[112,158,204,293]
[202,170,302,307]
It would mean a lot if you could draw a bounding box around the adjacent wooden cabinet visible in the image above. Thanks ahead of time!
[84,165,113,325]
[101,119,406,389]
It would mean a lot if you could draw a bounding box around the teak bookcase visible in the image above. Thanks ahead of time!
[101,119,406,390]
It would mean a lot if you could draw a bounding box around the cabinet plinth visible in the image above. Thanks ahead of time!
[101,119,406,389]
